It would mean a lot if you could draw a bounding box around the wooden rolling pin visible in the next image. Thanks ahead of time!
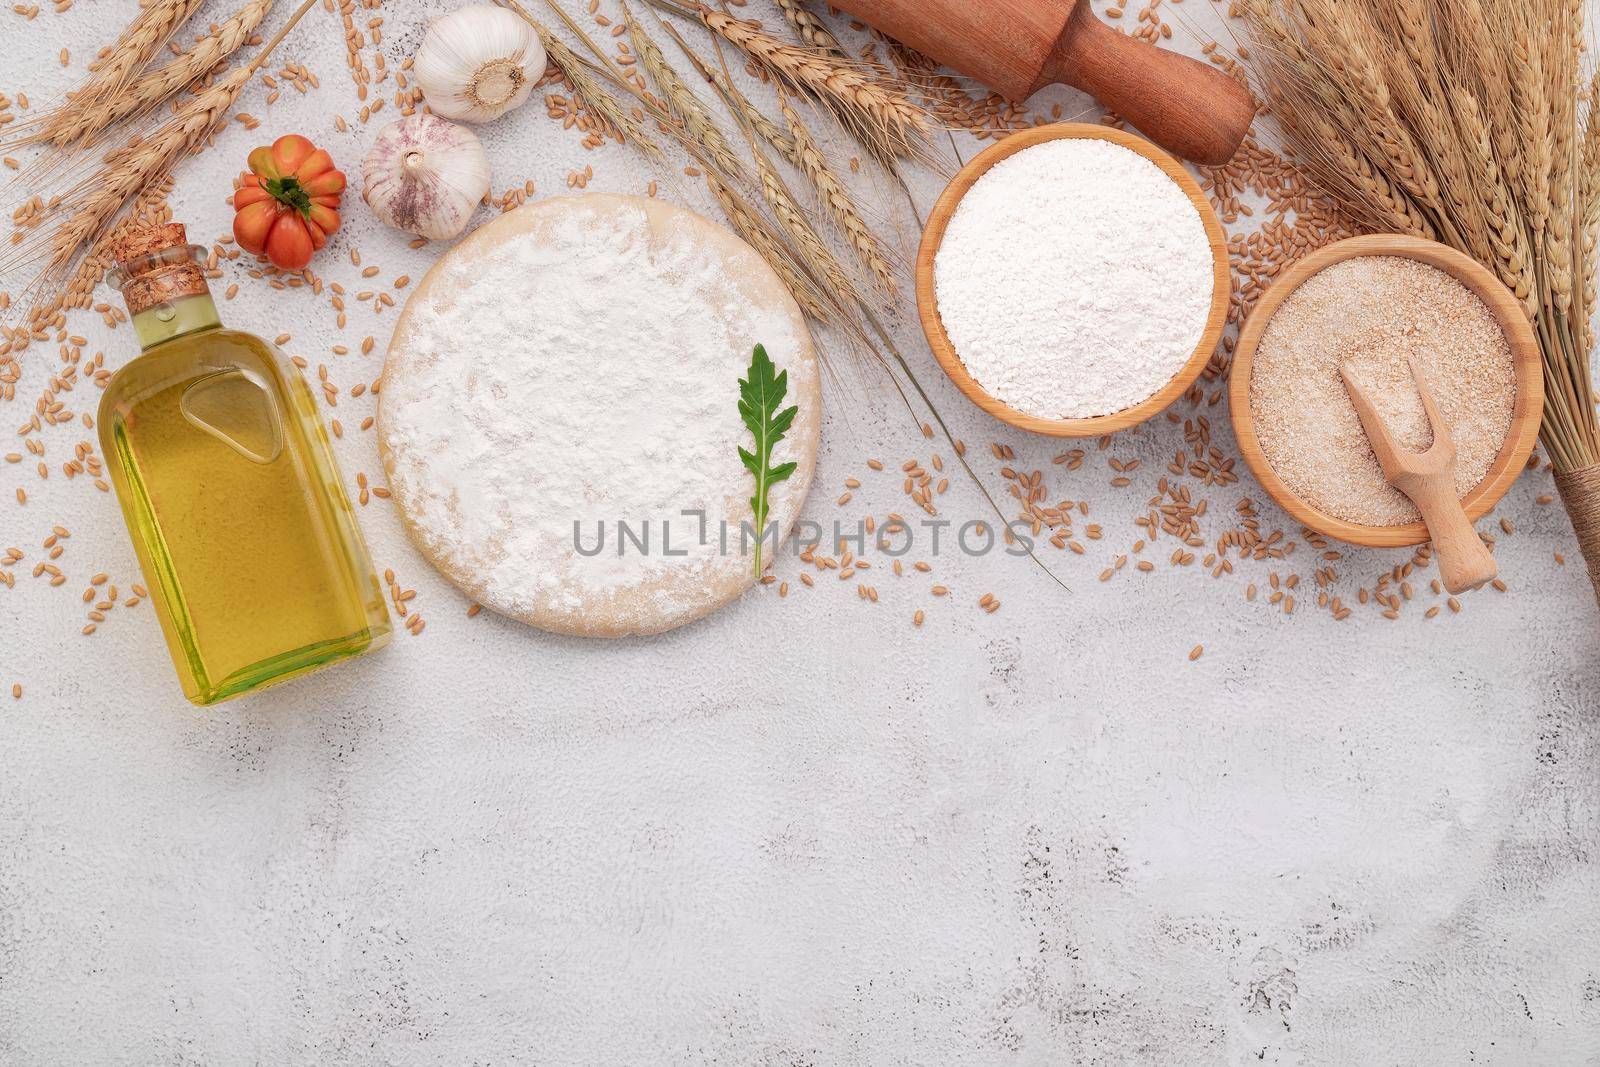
[830,0,1255,165]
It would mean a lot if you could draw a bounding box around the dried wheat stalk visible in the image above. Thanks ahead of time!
[715,67,796,161]
[777,92,896,295]
[1241,0,1600,601]
[42,66,252,285]
[622,2,744,181]
[672,36,798,163]
[705,172,834,325]
[775,0,845,59]
[72,0,209,118]
[499,0,664,160]
[698,35,888,312]
[703,64,865,324]
[751,147,853,298]
[33,0,274,148]
[648,0,931,162]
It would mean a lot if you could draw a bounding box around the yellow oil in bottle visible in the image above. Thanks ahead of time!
[99,227,388,705]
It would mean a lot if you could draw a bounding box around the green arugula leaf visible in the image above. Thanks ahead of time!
[738,344,799,579]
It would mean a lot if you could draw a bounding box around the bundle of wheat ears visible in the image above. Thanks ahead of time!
[1239,0,1600,603]
[0,0,319,342]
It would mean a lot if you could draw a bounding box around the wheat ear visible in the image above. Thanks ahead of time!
[1578,67,1600,354]
[699,39,865,305]
[1539,0,1580,318]
[753,149,854,298]
[777,93,896,295]
[775,0,845,58]
[622,2,744,181]
[39,0,274,148]
[498,0,664,160]
[1301,111,1434,238]
[648,0,930,161]
[42,66,251,284]
[702,6,928,141]
[6,0,322,310]
[73,0,209,115]
[1440,0,1524,212]
[706,173,835,326]
[670,34,798,163]
[1448,85,1537,315]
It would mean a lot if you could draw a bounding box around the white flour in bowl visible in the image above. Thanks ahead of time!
[933,136,1215,420]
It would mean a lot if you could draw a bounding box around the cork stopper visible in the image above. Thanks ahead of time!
[109,221,209,316]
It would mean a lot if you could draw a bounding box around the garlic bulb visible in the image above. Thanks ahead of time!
[414,5,546,124]
[362,114,491,241]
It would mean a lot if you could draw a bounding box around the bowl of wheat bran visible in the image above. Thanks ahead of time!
[1230,234,1544,548]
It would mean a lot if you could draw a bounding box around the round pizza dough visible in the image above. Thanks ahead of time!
[378,194,820,637]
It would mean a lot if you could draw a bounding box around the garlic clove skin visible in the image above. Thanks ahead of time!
[362,114,492,241]
[414,5,546,124]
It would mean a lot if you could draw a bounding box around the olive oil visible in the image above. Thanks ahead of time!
[99,223,388,705]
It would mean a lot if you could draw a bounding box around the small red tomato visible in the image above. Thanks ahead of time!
[232,133,346,271]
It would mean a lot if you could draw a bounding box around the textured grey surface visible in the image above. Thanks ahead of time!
[2,2,1598,1064]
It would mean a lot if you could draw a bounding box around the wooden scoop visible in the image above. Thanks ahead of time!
[1341,357,1497,594]
[829,0,1255,164]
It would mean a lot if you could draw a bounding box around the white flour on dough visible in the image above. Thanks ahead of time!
[379,194,819,636]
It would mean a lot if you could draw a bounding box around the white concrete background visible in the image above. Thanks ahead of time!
[2,2,1598,1063]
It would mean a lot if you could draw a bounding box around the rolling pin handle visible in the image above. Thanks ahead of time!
[1047,5,1256,165]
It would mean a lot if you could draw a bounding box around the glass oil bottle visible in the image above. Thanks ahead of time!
[98,223,389,705]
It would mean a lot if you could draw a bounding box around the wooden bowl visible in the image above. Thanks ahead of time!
[1228,234,1544,548]
[914,123,1231,437]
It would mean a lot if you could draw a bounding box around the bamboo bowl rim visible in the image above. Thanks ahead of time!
[1228,233,1545,549]
[914,123,1232,438]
